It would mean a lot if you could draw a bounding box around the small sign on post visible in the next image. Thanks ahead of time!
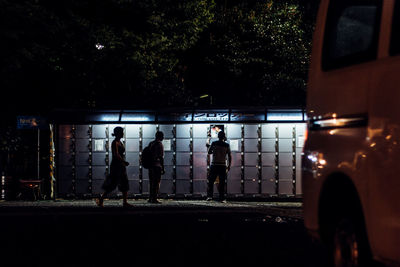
[17,116,46,130]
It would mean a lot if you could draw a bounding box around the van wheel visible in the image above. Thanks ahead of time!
[331,217,370,267]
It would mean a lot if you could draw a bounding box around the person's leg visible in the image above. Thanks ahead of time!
[217,166,227,201]
[207,166,217,199]
[96,191,108,207]
[153,167,162,203]
[148,168,155,202]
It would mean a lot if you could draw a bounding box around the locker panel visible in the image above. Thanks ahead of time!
[75,125,90,139]
[193,166,207,180]
[193,153,207,167]
[126,139,140,152]
[226,124,242,139]
[244,124,259,138]
[92,125,108,138]
[128,180,140,194]
[142,125,157,139]
[261,124,277,138]
[279,180,293,195]
[244,153,258,166]
[58,180,74,195]
[162,166,174,180]
[126,153,139,166]
[176,167,190,180]
[159,180,174,194]
[193,180,207,194]
[59,125,73,139]
[76,139,90,152]
[193,124,208,138]
[279,139,293,152]
[59,153,74,166]
[164,152,174,166]
[92,153,107,166]
[228,167,242,181]
[244,167,258,180]
[279,167,293,180]
[279,153,293,167]
[176,139,190,152]
[92,180,104,195]
[193,139,207,152]
[244,180,259,194]
[75,180,90,194]
[262,167,275,180]
[142,179,149,194]
[58,139,73,153]
[76,152,89,166]
[244,139,259,152]
[92,166,107,180]
[125,125,140,138]
[127,166,140,180]
[76,166,89,179]
[261,139,276,152]
[176,180,191,194]
[142,139,153,148]
[295,123,306,137]
[176,125,191,138]
[296,148,302,195]
[159,125,174,138]
[262,153,275,166]
[278,124,293,138]
[231,153,241,167]
[227,179,241,194]
[176,152,190,166]
[262,179,276,195]
[58,166,74,181]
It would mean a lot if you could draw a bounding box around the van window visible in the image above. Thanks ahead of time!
[390,1,400,55]
[322,1,382,71]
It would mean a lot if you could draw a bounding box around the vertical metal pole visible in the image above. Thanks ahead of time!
[37,128,40,179]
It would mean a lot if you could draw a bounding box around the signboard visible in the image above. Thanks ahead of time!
[17,116,46,129]
[230,112,265,121]
[194,112,229,121]
[158,113,192,122]
[162,139,172,151]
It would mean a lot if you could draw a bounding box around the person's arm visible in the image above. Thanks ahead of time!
[112,141,128,166]
[160,143,165,174]
[227,145,232,171]
[208,142,214,155]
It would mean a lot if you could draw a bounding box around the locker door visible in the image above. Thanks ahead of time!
[159,125,174,139]
[192,124,208,138]
[59,125,73,139]
[159,179,174,195]
[142,125,157,139]
[262,166,276,195]
[126,125,140,138]
[92,125,108,139]
[193,179,207,195]
[226,124,242,139]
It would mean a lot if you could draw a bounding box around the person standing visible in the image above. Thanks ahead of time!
[206,131,232,202]
[96,127,132,208]
[148,131,165,204]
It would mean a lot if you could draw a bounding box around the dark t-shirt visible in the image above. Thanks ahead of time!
[150,140,164,167]
[208,140,231,166]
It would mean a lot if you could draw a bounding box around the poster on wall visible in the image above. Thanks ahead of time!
[94,139,105,151]
[162,139,171,151]
[229,139,239,151]
[210,125,224,138]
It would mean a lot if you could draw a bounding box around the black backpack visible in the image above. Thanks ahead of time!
[142,142,153,169]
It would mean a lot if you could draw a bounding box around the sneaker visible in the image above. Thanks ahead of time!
[206,197,213,201]
[95,198,104,208]
[220,199,227,203]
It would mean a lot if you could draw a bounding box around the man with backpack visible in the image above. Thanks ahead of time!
[145,131,165,204]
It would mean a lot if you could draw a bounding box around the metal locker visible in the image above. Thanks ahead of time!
[159,180,174,194]
[142,139,153,148]
[58,166,74,180]
[125,125,140,138]
[193,139,207,152]
[76,166,89,179]
[231,153,241,167]
[244,153,258,166]
[92,125,108,138]
[193,167,207,180]
[261,139,276,152]
[58,180,74,195]
[279,180,293,195]
[58,139,73,153]
[279,167,293,180]
[261,179,276,195]
[92,166,107,180]
[244,180,259,194]
[176,124,191,138]
[227,179,241,194]
[76,139,90,152]
[193,180,207,194]
[176,180,191,194]
[59,153,74,166]
[163,152,174,166]
[244,124,259,138]
[279,153,293,167]
[92,179,104,195]
[278,124,293,138]
[126,139,140,152]
[228,167,242,181]
[142,125,157,139]
[193,124,208,138]
[142,179,149,194]
[128,180,140,194]
[158,125,174,138]
[226,124,242,139]
[126,153,139,166]
[193,153,207,167]
[75,179,90,194]
[244,139,258,152]
[262,153,275,166]
[176,166,190,180]
[127,166,140,180]
[76,152,90,166]
[176,139,190,152]
[261,124,277,138]
[176,153,190,166]
[262,167,275,180]
[296,148,302,195]
[92,153,107,166]
[75,125,90,139]
[59,125,73,139]
[162,166,174,180]
[295,123,306,139]
[244,167,258,180]
[279,139,293,152]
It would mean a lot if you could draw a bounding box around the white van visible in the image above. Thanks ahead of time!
[302,0,400,266]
